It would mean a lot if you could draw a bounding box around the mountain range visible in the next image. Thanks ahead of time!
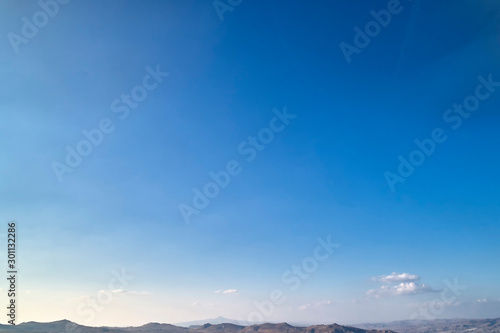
[1,318,499,333]
[0,320,392,333]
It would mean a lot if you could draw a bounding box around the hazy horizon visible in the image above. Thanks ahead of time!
[7,315,500,328]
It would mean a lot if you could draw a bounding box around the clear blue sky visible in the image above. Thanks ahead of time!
[1,0,500,327]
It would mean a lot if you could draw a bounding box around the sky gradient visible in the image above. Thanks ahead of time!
[1,0,500,327]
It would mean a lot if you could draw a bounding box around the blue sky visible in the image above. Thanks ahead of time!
[1,0,500,327]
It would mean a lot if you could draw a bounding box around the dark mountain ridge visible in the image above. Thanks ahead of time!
[0,320,394,333]
[2,318,499,333]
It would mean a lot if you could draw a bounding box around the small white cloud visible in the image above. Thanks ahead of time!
[394,282,434,294]
[476,298,488,303]
[373,272,420,283]
[103,289,150,295]
[367,282,438,297]
[223,289,239,294]
[214,289,239,295]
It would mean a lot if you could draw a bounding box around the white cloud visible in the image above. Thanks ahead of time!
[223,289,239,294]
[214,289,239,295]
[373,272,420,283]
[367,282,437,297]
[367,272,437,297]
[100,289,150,295]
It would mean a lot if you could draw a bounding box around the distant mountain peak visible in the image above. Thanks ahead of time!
[19,319,76,326]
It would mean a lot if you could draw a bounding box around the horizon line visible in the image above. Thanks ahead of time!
[3,316,499,329]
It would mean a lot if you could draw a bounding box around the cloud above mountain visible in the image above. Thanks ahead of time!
[214,289,239,295]
[372,272,420,283]
[367,273,438,297]
[104,289,151,295]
